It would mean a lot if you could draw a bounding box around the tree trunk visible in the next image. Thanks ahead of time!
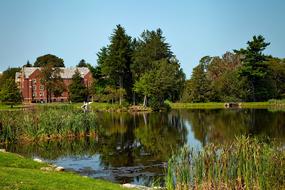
[119,76,123,106]
[251,80,256,102]
[133,92,136,105]
[46,90,49,103]
[143,95,147,107]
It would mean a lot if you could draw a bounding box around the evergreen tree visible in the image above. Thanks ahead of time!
[69,70,88,102]
[132,29,172,79]
[0,79,22,107]
[77,59,88,67]
[101,25,133,104]
[132,29,182,105]
[234,35,270,101]
[24,60,32,67]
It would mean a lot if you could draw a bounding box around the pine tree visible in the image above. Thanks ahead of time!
[234,35,270,101]
[24,60,32,67]
[101,25,133,104]
[77,59,88,67]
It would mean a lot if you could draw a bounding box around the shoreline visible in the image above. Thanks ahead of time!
[0,100,284,112]
[0,150,134,190]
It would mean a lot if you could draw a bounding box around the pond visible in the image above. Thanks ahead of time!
[1,109,285,186]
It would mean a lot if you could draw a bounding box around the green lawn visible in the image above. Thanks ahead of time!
[1,100,284,111]
[168,101,285,109]
[0,151,130,190]
[88,102,126,111]
[168,102,225,109]
[0,103,25,110]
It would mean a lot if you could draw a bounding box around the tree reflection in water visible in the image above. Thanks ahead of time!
[178,109,285,145]
[2,109,285,186]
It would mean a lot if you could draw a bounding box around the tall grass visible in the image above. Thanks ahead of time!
[166,136,285,190]
[0,108,97,143]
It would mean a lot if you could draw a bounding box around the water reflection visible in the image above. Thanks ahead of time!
[1,109,285,186]
[179,109,285,145]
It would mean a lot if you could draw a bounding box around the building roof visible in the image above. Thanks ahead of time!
[22,67,90,79]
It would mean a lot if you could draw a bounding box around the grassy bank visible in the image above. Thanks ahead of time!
[169,100,285,109]
[88,102,126,111]
[169,102,225,109]
[0,103,25,111]
[0,151,128,190]
[166,136,285,190]
[0,108,97,143]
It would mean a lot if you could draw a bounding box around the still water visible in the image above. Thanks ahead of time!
[3,109,285,186]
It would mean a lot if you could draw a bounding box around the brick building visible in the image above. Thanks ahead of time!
[15,67,93,103]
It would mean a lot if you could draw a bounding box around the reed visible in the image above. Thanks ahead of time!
[0,108,97,143]
[166,136,285,189]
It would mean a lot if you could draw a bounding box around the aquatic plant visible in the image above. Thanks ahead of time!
[0,108,97,143]
[166,136,285,189]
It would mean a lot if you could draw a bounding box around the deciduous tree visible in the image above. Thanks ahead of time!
[39,64,65,102]
[0,79,22,107]
[34,54,65,67]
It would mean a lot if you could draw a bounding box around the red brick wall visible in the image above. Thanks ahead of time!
[20,69,93,103]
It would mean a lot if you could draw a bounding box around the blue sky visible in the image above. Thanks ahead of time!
[0,0,284,78]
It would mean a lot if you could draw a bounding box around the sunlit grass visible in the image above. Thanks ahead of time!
[166,136,285,190]
[168,102,225,109]
[0,107,97,143]
[169,100,285,109]
[0,151,129,190]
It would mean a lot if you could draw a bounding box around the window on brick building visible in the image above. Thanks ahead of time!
[33,92,37,97]
[33,85,36,90]
[32,79,36,84]
[40,85,44,90]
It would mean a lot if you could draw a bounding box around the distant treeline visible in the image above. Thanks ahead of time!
[182,35,285,102]
[1,26,285,108]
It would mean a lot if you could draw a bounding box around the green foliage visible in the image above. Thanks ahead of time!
[166,136,285,189]
[34,54,65,67]
[0,67,21,88]
[213,70,250,102]
[234,35,271,101]
[268,58,285,98]
[183,57,212,102]
[23,60,32,67]
[182,36,285,103]
[0,79,22,107]
[94,26,185,110]
[134,59,184,109]
[0,108,97,143]
[132,29,172,79]
[39,64,65,102]
[100,25,133,102]
[76,59,88,67]
[68,70,88,102]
